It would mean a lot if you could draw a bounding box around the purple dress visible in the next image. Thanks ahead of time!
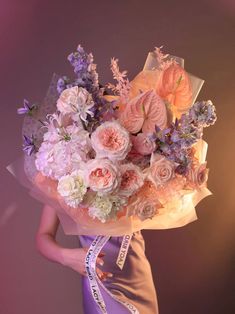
[78,231,159,314]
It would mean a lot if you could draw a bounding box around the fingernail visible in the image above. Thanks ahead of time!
[107,273,113,277]
[99,260,104,266]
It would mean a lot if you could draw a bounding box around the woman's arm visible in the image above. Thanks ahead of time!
[35,204,64,265]
[35,204,112,280]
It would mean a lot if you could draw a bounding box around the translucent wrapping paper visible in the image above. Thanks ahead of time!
[6,51,213,236]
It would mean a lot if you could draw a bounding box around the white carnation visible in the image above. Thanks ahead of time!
[57,86,94,122]
[88,194,125,223]
[57,170,87,208]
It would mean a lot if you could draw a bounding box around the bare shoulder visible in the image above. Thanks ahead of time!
[36,204,60,237]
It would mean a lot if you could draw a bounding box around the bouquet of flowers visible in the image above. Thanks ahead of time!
[12,45,216,236]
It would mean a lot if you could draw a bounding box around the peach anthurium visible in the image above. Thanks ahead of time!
[157,63,193,117]
[118,90,167,134]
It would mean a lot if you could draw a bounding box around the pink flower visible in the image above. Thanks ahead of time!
[153,175,187,205]
[186,162,209,189]
[156,63,192,116]
[84,158,120,195]
[131,133,156,155]
[119,163,144,197]
[118,90,167,134]
[43,112,75,143]
[135,200,159,221]
[148,153,176,186]
[126,181,162,220]
[91,121,131,161]
[57,86,94,122]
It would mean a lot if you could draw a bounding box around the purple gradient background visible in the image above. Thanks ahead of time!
[1,1,235,313]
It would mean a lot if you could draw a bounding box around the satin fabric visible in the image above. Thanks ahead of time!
[78,231,159,314]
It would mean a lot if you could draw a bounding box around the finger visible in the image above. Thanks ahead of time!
[96,267,105,281]
[98,252,106,257]
[103,271,113,278]
[96,257,104,266]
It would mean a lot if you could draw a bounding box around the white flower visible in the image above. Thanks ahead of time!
[88,194,125,223]
[57,170,87,208]
[43,112,83,143]
[35,141,70,179]
[35,129,91,180]
[57,86,94,122]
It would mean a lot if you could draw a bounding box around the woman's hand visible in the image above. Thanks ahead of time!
[61,247,113,281]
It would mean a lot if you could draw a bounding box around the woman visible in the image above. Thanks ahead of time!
[36,204,159,314]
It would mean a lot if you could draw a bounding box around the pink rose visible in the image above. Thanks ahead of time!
[186,162,209,189]
[119,163,144,197]
[85,158,120,195]
[131,133,156,155]
[136,200,159,221]
[126,181,162,220]
[148,153,176,186]
[91,121,131,161]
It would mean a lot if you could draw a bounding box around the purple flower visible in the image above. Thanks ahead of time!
[57,45,100,100]
[57,76,71,94]
[171,130,181,142]
[67,45,99,90]
[175,164,188,175]
[160,142,172,155]
[17,99,37,116]
[151,99,217,173]
[188,100,217,127]
[22,134,37,155]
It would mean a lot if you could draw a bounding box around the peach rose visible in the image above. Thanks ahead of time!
[91,121,131,161]
[119,163,144,197]
[85,158,120,195]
